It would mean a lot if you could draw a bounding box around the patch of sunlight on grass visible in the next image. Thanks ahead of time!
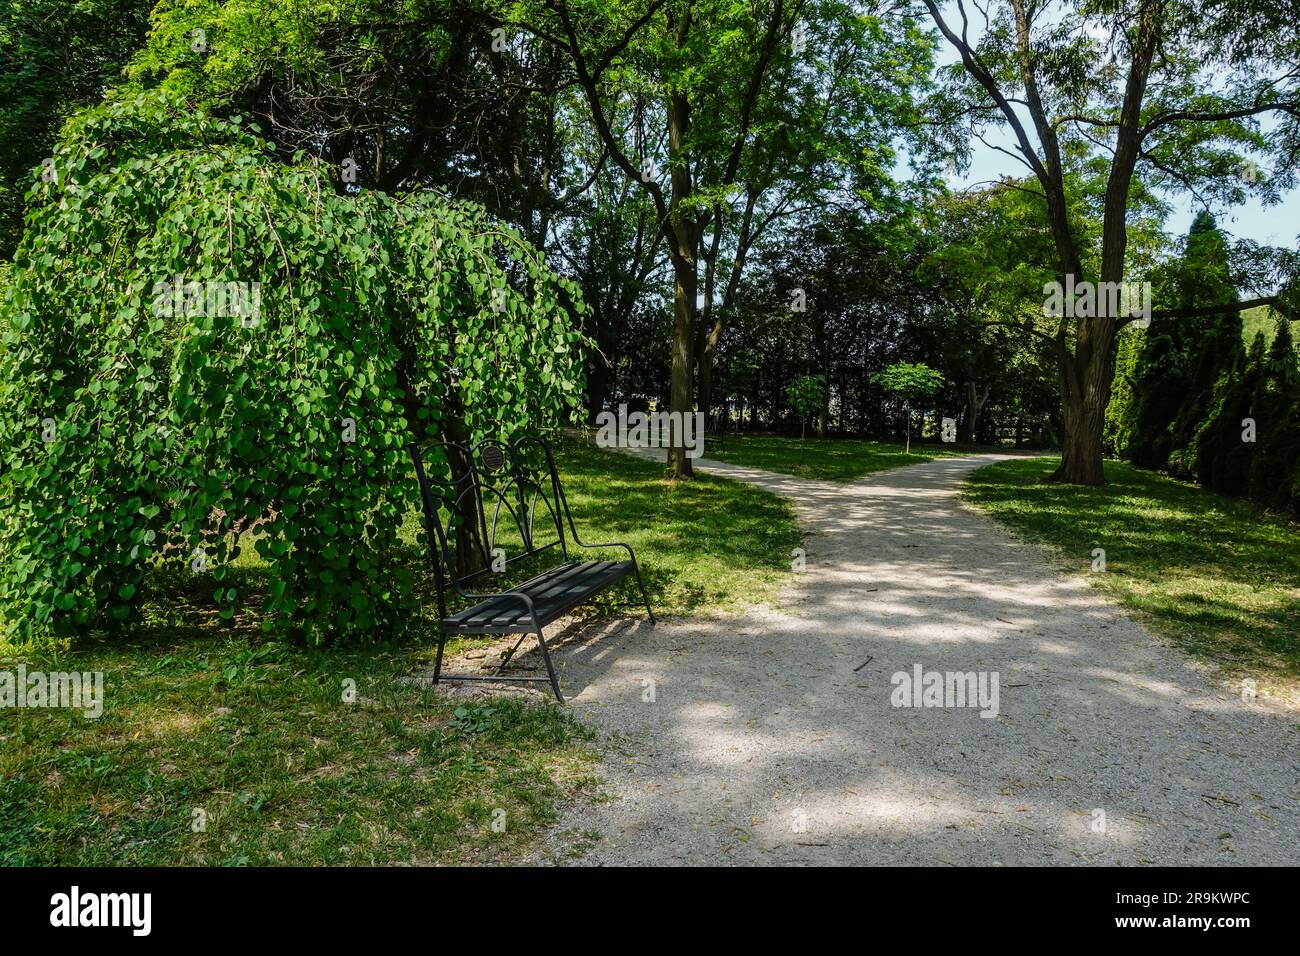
[964,456,1300,701]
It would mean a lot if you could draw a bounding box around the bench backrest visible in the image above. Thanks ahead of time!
[411,436,571,621]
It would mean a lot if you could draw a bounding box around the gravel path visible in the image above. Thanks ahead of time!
[535,451,1299,866]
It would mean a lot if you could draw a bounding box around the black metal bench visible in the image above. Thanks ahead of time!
[411,436,655,702]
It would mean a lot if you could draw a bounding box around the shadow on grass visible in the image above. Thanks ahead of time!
[0,624,599,866]
[0,436,801,865]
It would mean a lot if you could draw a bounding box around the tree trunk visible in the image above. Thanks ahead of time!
[666,86,696,479]
[817,377,829,437]
[587,350,611,423]
[1051,343,1113,485]
[958,384,976,444]
[958,381,990,444]
[586,310,613,421]
[925,0,1174,486]
[668,258,695,478]
[1054,407,1106,484]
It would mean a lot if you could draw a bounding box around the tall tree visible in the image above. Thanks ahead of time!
[923,0,1300,484]
[918,185,1060,442]
[510,0,933,477]
[692,5,936,423]
[503,0,786,477]
[550,94,667,419]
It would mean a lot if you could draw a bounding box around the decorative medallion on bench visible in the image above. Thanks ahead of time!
[411,436,655,702]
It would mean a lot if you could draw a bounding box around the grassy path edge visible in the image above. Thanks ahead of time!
[961,456,1300,707]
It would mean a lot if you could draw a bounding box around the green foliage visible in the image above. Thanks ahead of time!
[1124,313,1300,519]
[1187,334,1266,498]
[1245,318,1300,512]
[126,0,343,97]
[917,185,1062,444]
[1103,327,1144,458]
[0,90,587,644]
[873,361,943,406]
[785,374,824,436]
[1116,222,1300,519]
[1129,213,1243,472]
[919,182,1060,325]
[0,0,153,258]
[1128,322,1188,469]
[1240,305,1296,346]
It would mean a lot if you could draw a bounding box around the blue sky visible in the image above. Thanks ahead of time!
[945,138,1300,248]
[926,2,1298,250]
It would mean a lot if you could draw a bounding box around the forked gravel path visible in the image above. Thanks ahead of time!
[531,451,1298,866]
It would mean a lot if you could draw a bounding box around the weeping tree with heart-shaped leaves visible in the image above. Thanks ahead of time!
[0,91,588,644]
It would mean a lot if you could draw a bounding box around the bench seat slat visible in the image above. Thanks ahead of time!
[444,559,634,632]
[455,562,582,629]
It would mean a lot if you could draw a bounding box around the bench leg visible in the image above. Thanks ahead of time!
[632,565,657,625]
[492,632,529,675]
[432,627,448,687]
[533,627,564,703]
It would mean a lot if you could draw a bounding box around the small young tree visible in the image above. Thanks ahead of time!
[786,374,825,440]
[874,362,944,454]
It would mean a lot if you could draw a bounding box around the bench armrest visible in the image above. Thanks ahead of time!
[551,473,642,567]
[566,527,642,567]
[570,537,636,560]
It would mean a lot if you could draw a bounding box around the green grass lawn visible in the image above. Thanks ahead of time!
[0,439,799,865]
[555,440,800,614]
[0,640,601,865]
[964,457,1300,700]
[703,434,979,481]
